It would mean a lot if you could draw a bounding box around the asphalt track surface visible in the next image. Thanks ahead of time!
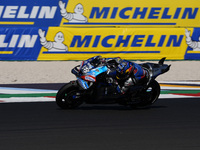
[0,84,200,150]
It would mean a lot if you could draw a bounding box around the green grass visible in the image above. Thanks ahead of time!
[0,93,56,98]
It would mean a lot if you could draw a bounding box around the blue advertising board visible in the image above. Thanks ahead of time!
[0,0,68,27]
[0,27,47,60]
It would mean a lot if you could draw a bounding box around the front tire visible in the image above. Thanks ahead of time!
[56,83,83,109]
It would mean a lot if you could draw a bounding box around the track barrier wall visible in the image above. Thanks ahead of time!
[0,0,200,60]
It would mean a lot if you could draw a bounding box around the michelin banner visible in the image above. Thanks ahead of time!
[1,27,200,60]
[0,0,200,28]
[60,0,200,28]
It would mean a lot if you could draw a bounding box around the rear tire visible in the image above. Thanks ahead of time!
[56,83,83,109]
[130,80,160,108]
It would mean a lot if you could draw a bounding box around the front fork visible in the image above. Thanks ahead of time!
[69,80,88,99]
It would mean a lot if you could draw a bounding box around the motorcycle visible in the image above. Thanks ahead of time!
[56,57,170,109]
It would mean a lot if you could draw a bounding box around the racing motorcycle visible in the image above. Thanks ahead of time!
[56,57,170,109]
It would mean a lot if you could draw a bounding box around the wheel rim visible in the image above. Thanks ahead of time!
[144,83,160,104]
[61,90,82,108]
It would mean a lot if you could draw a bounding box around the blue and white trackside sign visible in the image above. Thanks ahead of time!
[0,0,68,27]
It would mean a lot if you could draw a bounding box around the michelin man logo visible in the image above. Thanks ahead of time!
[185,29,200,51]
[59,0,88,23]
[38,29,68,52]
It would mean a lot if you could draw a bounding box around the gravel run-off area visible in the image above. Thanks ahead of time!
[0,61,199,84]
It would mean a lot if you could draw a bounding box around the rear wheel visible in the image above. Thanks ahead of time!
[56,83,83,109]
[130,80,160,108]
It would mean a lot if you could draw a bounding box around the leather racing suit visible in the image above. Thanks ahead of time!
[105,57,149,94]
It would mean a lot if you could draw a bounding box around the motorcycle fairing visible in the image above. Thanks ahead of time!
[78,66,108,89]
[140,57,171,79]
[80,66,108,81]
[77,77,89,89]
[81,75,96,82]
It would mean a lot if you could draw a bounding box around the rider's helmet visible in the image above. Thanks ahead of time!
[116,60,134,80]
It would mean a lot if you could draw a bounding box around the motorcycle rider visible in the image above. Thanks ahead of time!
[84,55,149,94]
[105,57,149,94]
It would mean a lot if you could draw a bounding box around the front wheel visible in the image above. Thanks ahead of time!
[130,80,160,108]
[56,83,83,109]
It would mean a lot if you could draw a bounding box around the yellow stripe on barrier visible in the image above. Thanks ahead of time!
[187,51,200,54]
[0,22,34,25]
[0,51,13,54]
